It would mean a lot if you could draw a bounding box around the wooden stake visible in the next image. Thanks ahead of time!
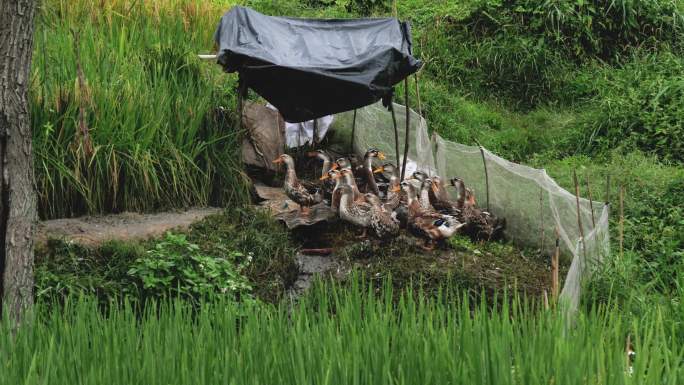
[586,174,596,228]
[543,290,549,310]
[540,187,545,254]
[605,174,611,204]
[400,78,410,181]
[619,185,625,260]
[573,170,588,261]
[552,227,560,301]
[625,334,633,371]
[414,73,423,118]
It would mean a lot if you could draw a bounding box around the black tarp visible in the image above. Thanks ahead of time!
[214,6,422,123]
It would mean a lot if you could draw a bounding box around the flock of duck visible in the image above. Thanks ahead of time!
[272,148,505,250]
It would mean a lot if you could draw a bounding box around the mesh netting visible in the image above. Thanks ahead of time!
[330,101,610,312]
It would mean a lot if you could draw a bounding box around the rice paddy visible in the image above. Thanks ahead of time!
[2,279,683,385]
[32,0,248,218]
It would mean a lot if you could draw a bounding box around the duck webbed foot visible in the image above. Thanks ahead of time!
[420,239,435,251]
[300,205,311,217]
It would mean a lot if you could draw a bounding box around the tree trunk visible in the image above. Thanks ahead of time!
[0,0,38,324]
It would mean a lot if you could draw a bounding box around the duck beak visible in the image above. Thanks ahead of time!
[391,185,401,192]
[319,174,330,181]
[373,166,384,174]
[377,151,386,160]
[330,163,339,171]
[272,157,284,164]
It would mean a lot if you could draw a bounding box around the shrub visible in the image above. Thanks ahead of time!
[127,232,253,302]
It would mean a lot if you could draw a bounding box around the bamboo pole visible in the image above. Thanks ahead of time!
[478,144,490,212]
[552,227,560,301]
[390,102,400,177]
[619,185,625,259]
[573,170,588,261]
[400,78,410,181]
[350,109,357,153]
[197,54,217,60]
[605,174,611,204]
[586,175,596,228]
[312,118,318,147]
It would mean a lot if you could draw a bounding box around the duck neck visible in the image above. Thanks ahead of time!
[339,191,353,214]
[365,157,379,195]
[436,180,449,200]
[363,155,373,170]
[420,184,431,206]
[283,158,297,184]
[457,180,466,207]
[319,156,331,177]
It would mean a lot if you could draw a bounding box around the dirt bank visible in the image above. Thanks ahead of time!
[35,208,223,248]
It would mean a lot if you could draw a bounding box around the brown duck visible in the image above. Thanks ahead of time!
[273,154,322,215]
[401,181,464,250]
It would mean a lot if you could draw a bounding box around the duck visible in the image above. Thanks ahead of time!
[307,149,333,179]
[339,167,366,203]
[337,184,373,238]
[429,175,461,215]
[358,148,385,196]
[364,193,400,240]
[449,177,467,210]
[455,182,507,241]
[418,178,435,211]
[401,181,464,250]
[308,149,335,197]
[321,168,345,213]
[273,154,322,215]
[373,163,401,210]
[408,170,428,190]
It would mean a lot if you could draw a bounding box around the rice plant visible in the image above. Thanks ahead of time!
[32,0,249,218]
[2,279,683,385]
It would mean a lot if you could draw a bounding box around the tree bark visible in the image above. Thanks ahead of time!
[0,0,38,325]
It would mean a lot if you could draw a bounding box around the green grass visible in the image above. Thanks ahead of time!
[3,280,683,385]
[34,208,299,304]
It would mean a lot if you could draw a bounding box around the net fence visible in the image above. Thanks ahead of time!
[329,101,610,312]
